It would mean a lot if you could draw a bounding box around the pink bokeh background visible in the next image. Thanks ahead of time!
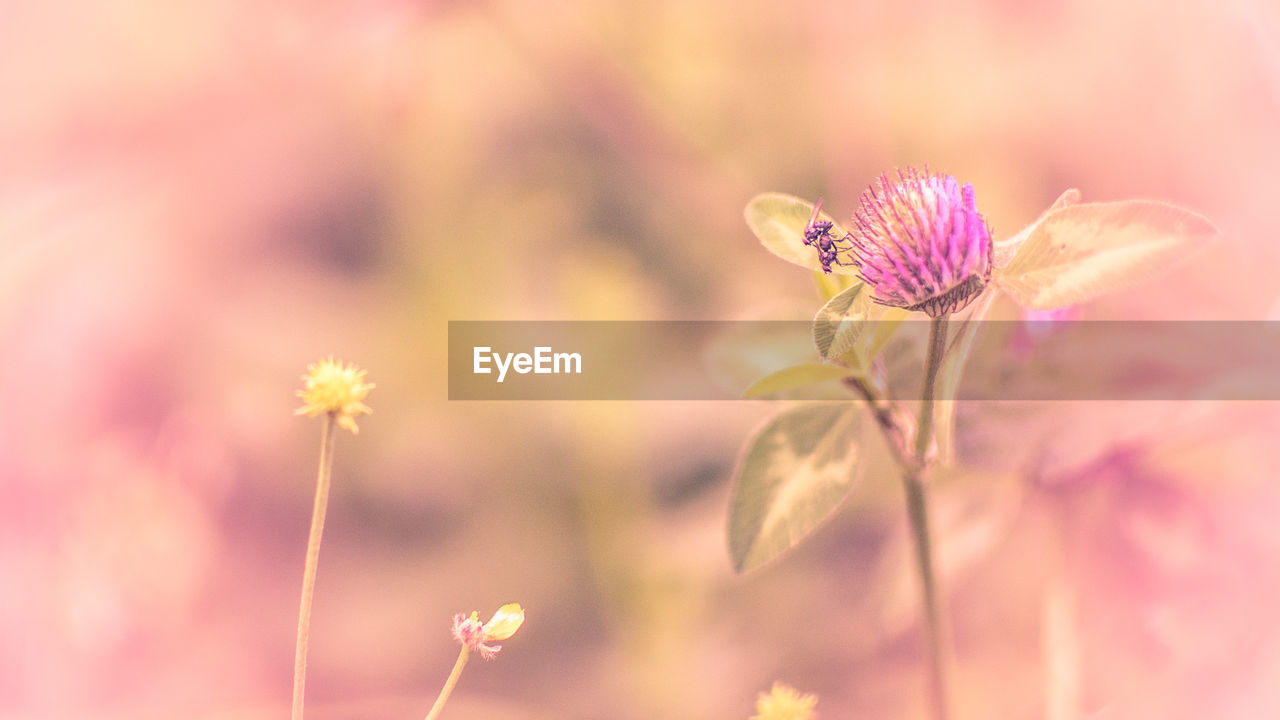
[3,1,1280,718]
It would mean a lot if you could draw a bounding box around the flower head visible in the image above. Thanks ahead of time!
[452,603,525,660]
[295,357,374,434]
[805,167,993,317]
[752,682,818,720]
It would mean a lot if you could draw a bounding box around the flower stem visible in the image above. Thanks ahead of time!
[292,413,337,720]
[906,314,952,720]
[1044,495,1081,720]
[425,646,472,720]
[850,316,955,719]
[844,375,913,470]
[916,315,950,463]
[903,466,950,720]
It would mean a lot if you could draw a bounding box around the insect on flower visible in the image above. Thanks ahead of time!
[803,167,994,317]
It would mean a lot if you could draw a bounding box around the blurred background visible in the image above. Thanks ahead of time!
[3,0,1280,718]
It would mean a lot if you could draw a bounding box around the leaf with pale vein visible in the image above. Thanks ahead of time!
[745,193,860,276]
[996,200,1218,310]
[728,404,863,572]
[813,283,869,360]
[812,283,908,374]
[993,188,1082,268]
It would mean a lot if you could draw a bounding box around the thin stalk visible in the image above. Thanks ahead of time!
[844,375,912,470]
[1044,496,1081,720]
[905,314,952,720]
[904,465,950,720]
[425,646,472,720]
[916,315,950,463]
[292,413,337,720]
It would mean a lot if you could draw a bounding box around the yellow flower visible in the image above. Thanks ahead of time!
[753,682,818,720]
[295,357,374,434]
[452,603,525,659]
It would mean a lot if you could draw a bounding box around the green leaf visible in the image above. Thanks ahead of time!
[993,188,1082,268]
[812,283,908,374]
[996,200,1218,310]
[745,192,860,276]
[743,363,857,399]
[728,404,863,573]
[813,283,869,360]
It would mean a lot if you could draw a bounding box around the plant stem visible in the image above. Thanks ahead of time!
[425,646,472,720]
[844,375,913,470]
[904,465,950,720]
[906,314,952,720]
[292,413,337,720]
[916,315,950,463]
[1044,496,1081,720]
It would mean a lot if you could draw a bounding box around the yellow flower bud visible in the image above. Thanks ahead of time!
[452,603,525,660]
[482,603,525,641]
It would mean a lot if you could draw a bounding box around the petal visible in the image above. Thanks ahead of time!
[482,603,525,641]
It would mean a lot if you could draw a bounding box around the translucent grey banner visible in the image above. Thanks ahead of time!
[448,321,1280,400]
